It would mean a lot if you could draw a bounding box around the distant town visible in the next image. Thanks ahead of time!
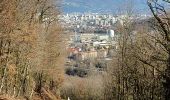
[59,13,151,77]
[59,13,151,60]
[59,13,151,31]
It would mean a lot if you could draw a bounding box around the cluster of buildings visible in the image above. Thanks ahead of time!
[67,30,117,61]
[62,13,151,62]
[59,13,151,31]
[59,13,116,29]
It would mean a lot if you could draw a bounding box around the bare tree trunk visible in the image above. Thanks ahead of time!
[164,48,170,100]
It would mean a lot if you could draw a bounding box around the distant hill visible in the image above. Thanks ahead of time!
[61,0,148,14]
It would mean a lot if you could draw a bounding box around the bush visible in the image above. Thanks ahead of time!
[65,67,88,77]
[95,62,107,71]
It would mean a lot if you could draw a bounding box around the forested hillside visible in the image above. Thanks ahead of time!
[0,0,64,99]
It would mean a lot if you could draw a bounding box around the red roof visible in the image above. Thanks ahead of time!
[68,48,79,53]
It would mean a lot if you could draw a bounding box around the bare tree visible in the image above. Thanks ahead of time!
[147,0,170,99]
[0,0,64,99]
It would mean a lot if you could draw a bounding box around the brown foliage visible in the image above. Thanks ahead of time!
[0,0,64,99]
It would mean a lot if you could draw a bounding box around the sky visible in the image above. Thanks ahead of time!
[61,0,150,14]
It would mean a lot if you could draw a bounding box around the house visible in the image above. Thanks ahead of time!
[77,51,98,60]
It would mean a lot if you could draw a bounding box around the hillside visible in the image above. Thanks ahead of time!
[62,0,148,14]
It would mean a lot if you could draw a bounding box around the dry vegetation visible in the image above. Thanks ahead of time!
[61,75,105,100]
[0,0,64,99]
[103,0,170,100]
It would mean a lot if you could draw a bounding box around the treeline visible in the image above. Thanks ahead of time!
[0,0,64,100]
[105,0,170,100]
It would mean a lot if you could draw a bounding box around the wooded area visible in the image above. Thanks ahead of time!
[0,0,64,99]
[0,0,170,100]
[109,0,170,99]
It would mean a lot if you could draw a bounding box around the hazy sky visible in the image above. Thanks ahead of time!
[62,0,150,14]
